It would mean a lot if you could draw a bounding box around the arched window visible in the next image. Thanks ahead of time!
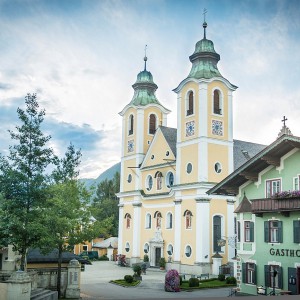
[146,175,153,191]
[185,245,192,257]
[167,244,173,256]
[187,91,194,116]
[166,172,174,188]
[213,90,221,115]
[149,114,156,134]
[154,211,162,229]
[125,242,130,252]
[125,213,131,229]
[213,215,222,252]
[155,171,163,190]
[144,243,149,254]
[145,213,151,229]
[128,114,134,135]
[184,210,192,229]
[166,212,173,229]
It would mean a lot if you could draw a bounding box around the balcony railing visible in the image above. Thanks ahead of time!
[251,197,300,216]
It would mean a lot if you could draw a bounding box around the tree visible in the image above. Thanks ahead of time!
[91,172,120,236]
[0,93,53,270]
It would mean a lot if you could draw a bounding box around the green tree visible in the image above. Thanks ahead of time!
[91,172,120,236]
[0,93,53,270]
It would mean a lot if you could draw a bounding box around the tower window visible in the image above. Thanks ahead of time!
[166,172,174,188]
[213,90,222,115]
[146,175,153,191]
[186,163,193,174]
[187,91,194,116]
[214,162,222,173]
[149,114,156,134]
[128,114,134,135]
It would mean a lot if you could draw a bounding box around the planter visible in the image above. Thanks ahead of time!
[133,275,142,281]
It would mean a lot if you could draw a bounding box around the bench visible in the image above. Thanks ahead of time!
[197,273,209,280]
[180,273,210,280]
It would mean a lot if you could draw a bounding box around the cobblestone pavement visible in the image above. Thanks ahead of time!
[80,261,232,300]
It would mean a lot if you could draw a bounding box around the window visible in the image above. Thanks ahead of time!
[264,220,282,243]
[184,210,192,229]
[213,90,222,115]
[186,91,194,116]
[186,163,193,174]
[127,174,132,183]
[244,221,254,242]
[214,162,222,173]
[125,242,130,253]
[144,243,149,254]
[237,220,241,242]
[167,244,173,256]
[213,215,222,252]
[166,151,170,156]
[242,263,256,284]
[266,179,281,198]
[146,175,153,191]
[82,245,88,251]
[294,176,300,190]
[185,245,192,257]
[128,114,134,135]
[149,114,156,134]
[125,213,131,229]
[166,212,173,229]
[155,171,162,190]
[293,220,300,243]
[264,265,282,289]
[145,213,151,229]
[166,172,174,188]
[154,211,162,229]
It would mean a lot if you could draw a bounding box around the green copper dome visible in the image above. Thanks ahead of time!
[187,22,223,80]
[130,58,161,106]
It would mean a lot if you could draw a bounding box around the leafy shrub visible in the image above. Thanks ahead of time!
[218,274,225,281]
[188,277,200,287]
[143,254,149,262]
[179,275,183,285]
[99,254,109,261]
[165,269,180,292]
[132,264,142,276]
[226,276,237,284]
[124,275,133,283]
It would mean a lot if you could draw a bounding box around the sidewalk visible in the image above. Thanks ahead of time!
[80,261,232,299]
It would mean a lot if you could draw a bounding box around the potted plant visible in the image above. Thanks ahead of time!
[132,264,142,280]
[159,257,166,270]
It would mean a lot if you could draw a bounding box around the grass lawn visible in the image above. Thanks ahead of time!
[110,279,141,287]
[180,279,236,290]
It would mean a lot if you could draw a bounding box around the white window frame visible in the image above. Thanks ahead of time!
[212,88,223,116]
[145,213,151,229]
[266,179,281,198]
[146,175,153,191]
[185,89,195,117]
[166,212,173,229]
[165,171,174,188]
[185,245,192,258]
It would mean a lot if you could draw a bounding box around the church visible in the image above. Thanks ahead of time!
[116,20,265,275]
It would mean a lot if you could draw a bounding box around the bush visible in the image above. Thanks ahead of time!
[124,275,133,283]
[179,275,183,285]
[226,276,237,284]
[218,274,225,281]
[143,254,149,262]
[165,269,180,292]
[188,277,200,287]
[99,254,109,261]
[132,264,142,276]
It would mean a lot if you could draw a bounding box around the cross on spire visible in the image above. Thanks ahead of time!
[202,8,208,39]
[282,116,288,127]
[144,44,148,71]
[203,8,207,22]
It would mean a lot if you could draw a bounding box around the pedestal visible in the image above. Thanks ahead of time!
[65,259,81,299]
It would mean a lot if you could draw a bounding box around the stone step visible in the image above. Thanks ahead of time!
[30,288,58,300]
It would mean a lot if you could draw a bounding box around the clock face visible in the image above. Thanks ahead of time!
[212,120,223,136]
[186,121,195,137]
[127,140,134,152]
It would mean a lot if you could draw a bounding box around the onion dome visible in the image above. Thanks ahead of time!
[130,55,161,106]
[188,21,223,79]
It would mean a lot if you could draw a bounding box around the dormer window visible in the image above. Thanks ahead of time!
[213,90,222,115]
[186,91,194,116]
[128,114,134,135]
[149,114,156,134]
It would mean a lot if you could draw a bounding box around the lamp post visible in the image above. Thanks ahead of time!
[272,270,278,296]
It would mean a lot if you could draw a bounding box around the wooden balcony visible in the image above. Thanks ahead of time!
[251,197,300,217]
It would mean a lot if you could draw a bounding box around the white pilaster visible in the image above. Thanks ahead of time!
[198,140,208,182]
[198,83,208,137]
[195,198,210,263]
[227,199,235,260]
[136,109,144,154]
[132,202,142,258]
[118,203,124,254]
[227,91,233,142]
[173,199,182,262]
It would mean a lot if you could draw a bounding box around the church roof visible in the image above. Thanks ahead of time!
[234,194,252,213]
[160,126,177,157]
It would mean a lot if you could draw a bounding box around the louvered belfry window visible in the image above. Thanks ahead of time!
[149,114,156,134]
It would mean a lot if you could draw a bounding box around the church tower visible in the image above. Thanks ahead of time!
[173,20,237,186]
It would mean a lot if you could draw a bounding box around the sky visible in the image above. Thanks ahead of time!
[0,0,299,179]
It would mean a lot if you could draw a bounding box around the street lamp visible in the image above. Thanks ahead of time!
[271,270,278,296]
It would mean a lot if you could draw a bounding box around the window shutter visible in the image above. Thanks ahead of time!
[238,221,241,242]
[264,221,269,243]
[293,220,300,243]
[253,264,257,284]
[264,265,270,287]
[278,266,283,289]
[278,221,283,243]
[250,222,254,242]
[242,263,246,283]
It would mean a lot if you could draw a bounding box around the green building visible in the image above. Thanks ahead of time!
[208,126,300,296]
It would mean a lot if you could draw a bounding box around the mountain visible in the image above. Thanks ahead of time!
[80,162,121,191]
